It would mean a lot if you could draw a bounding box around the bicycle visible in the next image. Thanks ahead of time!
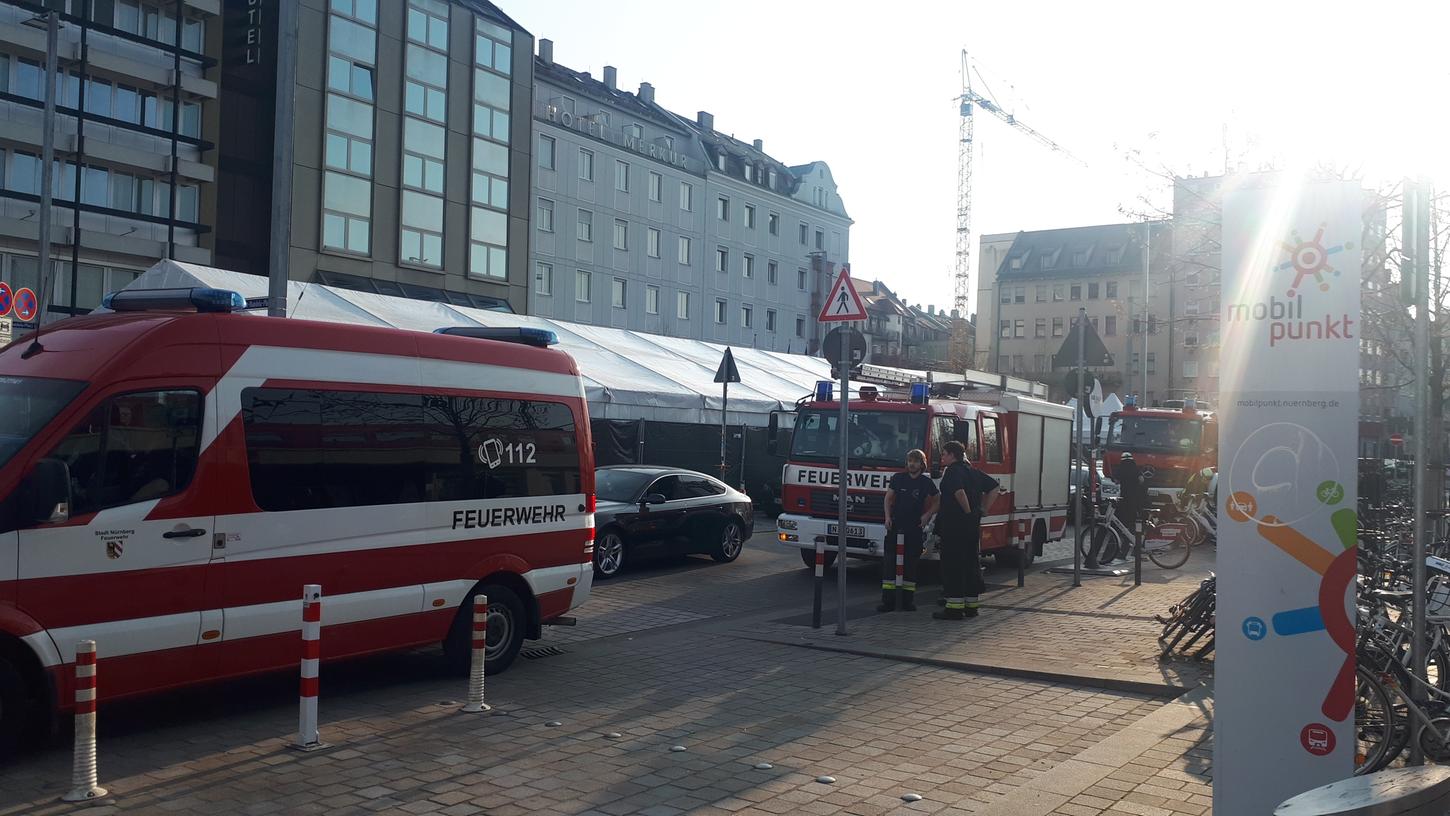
[1077,498,1193,570]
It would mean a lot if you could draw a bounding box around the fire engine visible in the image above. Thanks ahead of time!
[1099,397,1218,502]
[773,367,1073,569]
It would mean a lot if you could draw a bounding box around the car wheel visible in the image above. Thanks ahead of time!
[712,520,745,563]
[799,547,838,570]
[445,584,527,676]
[594,529,627,578]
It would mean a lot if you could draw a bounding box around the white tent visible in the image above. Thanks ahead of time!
[122,261,955,427]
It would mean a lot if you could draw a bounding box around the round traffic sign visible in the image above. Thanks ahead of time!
[822,326,867,367]
[0,282,10,318]
[1390,433,1405,446]
[12,287,37,322]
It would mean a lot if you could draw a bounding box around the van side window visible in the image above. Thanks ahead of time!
[955,420,977,457]
[241,387,581,512]
[46,389,202,516]
[982,417,1003,464]
[932,417,954,465]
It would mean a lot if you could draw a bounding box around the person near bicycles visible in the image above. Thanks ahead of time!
[1089,451,1146,568]
[879,449,939,613]
[1179,465,1216,512]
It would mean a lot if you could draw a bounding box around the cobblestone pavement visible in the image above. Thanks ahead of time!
[0,530,1217,815]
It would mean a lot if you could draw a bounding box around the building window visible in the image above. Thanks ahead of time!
[999,320,1010,339]
[1033,354,1046,371]
[717,196,729,221]
[322,5,378,255]
[715,299,727,324]
[612,278,627,309]
[536,199,553,232]
[741,304,752,329]
[814,229,824,250]
[1052,284,1064,301]
[798,268,807,290]
[613,220,629,250]
[766,309,776,332]
[1105,247,1122,264]
[615,160,630,192]
[1052,316,1064,337]
[795,316,805,338]
[1147,352,1157,375]
[1035,285,1047,302]
[625,123,643,140]
[744,204,755,229]
[1035,318,1047,338]
[1014,286,1025,304]
[1014,320,1025,338]
[578,148,594,180]
[538,134,555,169]
[799,223,808,244]
[715,247,728,273]
[1070,284,1081,301]
[535,262,552,295]
[742,254,754,278]
[999,288,1012,305]
[1088,282,1099,299]
[677,291,690,319]
[1073,249,1090,267]
[1105,315,1117,336]
[1183,360,1197,379]
[768,212,779,235]
[648,171,661,202]
[1009,255,1024,270]
[1012,354,1024,372]
[1185,332,1198,347]
[678,236,691,265]
[744,164,753,182]
[997,355,1008,372]
[1186,300,1200,315]
[767,261,778,285]
[680,182,693,211]
[576,270,591,303]
[646,285,659,315]
[577,209,593,242]
[1105,280,1118,298]
[399,0,451,270]
[647,227,661,258]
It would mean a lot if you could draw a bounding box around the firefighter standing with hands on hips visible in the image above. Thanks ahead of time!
[934,440,1000,620]
[879,449,940,613]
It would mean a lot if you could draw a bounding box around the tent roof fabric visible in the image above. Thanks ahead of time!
[122,262,964,427]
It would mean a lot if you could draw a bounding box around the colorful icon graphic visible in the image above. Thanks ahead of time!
[1300,723,1336,757]
[1278,222,1354,298]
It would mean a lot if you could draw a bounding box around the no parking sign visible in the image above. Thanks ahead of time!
[0,282,11,317]
[12,287,37,322]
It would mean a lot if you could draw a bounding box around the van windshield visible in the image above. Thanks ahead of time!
[0,376,87,469]
[1109,415,1202,454]
[790,409,927,467]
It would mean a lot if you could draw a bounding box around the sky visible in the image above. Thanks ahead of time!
[506,1,1450,317]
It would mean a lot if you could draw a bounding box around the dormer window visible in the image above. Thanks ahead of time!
[744,164,753,182]
[717,153,727,171]
[768,169,776,187]
[1072,249,1090,267]
[1009,255,1025,270]
[1041,252,1056,270]
[1105,247,1123,264]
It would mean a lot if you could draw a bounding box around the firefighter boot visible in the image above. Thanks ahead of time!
[900,588,917,612]
[877,585,896,613]
[933,597,966,620]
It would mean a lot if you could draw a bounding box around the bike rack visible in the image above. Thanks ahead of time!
[1275,766,1450,815]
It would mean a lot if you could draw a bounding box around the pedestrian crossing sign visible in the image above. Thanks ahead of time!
[818,264,867,322]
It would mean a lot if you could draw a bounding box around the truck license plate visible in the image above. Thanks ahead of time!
[827,524,864,537]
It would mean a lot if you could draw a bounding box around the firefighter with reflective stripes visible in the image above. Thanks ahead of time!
[934,440,1001,620]
[879,449,939,612]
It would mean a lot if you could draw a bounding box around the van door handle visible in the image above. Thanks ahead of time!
[163,528,208,539]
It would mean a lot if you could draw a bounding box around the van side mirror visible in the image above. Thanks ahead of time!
[23,458,71,526]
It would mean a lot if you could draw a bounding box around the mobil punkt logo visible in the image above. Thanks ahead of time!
[1226,222,1356,348]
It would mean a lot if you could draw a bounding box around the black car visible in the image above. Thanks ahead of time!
[592,466,754,578]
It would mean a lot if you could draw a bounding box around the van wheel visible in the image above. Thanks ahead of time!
[0,659,28,758]
[445,584,527,677]
[799,547,837,570]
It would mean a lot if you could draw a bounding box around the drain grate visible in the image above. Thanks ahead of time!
[521,645,567,660]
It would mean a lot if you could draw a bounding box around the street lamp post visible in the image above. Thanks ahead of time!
[34,10,59,329]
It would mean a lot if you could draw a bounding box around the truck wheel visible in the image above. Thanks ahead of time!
[0,659,28,758]
[799,548,837,570]
[445,584,526,677]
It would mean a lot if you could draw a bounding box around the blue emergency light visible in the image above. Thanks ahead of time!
[435,326,559,347]
[910,382,930,404]
[1124,394,1137,407]
[101,287,247,313]
[815,381,833,401]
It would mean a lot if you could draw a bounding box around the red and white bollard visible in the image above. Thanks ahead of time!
[894,535,905,592]
[292,584,327,751]
[462,594,491,713]
[61,640,106,802]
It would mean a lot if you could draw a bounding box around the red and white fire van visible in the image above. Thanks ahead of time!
[774,376,1073,569]
[0,288,595,744]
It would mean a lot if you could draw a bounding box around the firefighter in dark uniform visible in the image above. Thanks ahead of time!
[879,449,940,613]
[1090,451,1145,568]
[933,440,1001,620]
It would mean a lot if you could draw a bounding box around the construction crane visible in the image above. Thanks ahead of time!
[950,49,1085,370]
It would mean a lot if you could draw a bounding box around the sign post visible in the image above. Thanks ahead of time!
[819,264,868,637]
[1051,309,1113,587]
[714,347,741,484]
[1215,180,1362,813]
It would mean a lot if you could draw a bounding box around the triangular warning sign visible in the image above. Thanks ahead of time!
[818,264,868,323]
[714,347,741,384]
[1052,316,1115,368]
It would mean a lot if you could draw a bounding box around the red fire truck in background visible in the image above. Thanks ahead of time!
[773,369,1073,570]
[1099,398,1218,503]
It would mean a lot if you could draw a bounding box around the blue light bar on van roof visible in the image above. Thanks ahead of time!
[815,381,833,402]
[434,326,559,347]
[910,382,930,404]
[101,287,246,313]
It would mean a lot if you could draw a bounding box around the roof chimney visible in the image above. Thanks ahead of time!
[638,81,655,103]
[752,138,763,151]
[602,65,617,91]
[697,110,713,131]
[951,309,960,319]
[538,39,553,66]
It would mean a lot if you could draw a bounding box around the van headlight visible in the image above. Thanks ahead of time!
[778,518,798,530]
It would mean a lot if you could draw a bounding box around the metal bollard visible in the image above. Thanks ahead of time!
[811,540,825,629]
[292,584,327,751]
[894,533,904,594]
[61,640,106,802]
[1275,765,1450,815]
[462,594,492,713]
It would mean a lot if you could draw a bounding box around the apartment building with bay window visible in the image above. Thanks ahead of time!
[0,0,216,321]
[215,0,534,311]
[527,39,851,351]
